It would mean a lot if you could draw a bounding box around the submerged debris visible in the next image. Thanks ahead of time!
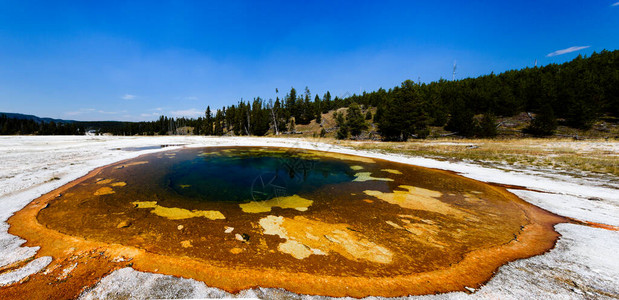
[234,233,250,243]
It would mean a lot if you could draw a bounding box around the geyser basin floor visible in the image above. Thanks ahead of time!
[7,146,566,298]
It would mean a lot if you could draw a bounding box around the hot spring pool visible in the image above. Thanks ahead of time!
[12,146,565,297]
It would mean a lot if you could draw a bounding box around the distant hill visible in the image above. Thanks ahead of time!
[0,112,139,135]
[0,112,138,132]
[0,112,75,124]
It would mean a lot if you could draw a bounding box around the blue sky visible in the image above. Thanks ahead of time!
[0,1,618,121]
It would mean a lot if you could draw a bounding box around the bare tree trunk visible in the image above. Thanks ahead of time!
[270,104,279,135]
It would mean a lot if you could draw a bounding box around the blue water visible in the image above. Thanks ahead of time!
[166,149,356,203]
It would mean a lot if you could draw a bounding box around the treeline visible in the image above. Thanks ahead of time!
[358,49,618,140]
[0,114,199,136]
[192,88,350,137]
[3,50,617,139]
[0,114,208,136]
[196,49,618,140]
[79,117,203,136]
[0,114,83,135]
[82,89,352,137]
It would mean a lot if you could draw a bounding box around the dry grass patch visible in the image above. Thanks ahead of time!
[302,138,619,177]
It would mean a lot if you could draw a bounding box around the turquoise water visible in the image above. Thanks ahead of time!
[166,148,356,203]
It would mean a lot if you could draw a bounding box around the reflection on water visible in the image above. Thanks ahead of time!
[167,148,355,203]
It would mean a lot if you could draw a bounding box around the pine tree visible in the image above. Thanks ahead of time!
[314,95,322,124]
[214,109,224,135]
[286,87,297,121]
[478,112,497,138]
[446,100,476,137]
[295,87,313,125]
[251,97,270,136]
[525,104,557,136]
[376,82,429,141]
[322,91,332,113]
[334,112,347,139]
[346,103,366,137]
[203,106,213,135]
[336,126,348,139]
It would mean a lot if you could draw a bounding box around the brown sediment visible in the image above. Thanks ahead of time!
[0,247,130,300]
[485,183,619,231]
[486,181,550,194]
[303,151,376,164]
[114,161,149,169]
[564,217,619,231]
[4,148,569,298]
[0,257,36,276]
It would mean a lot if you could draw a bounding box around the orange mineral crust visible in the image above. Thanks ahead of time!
[4,147,568,298]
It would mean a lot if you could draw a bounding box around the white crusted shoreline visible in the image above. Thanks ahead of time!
[0,136,617,299]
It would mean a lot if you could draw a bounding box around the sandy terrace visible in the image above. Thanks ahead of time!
[0,135,617,299]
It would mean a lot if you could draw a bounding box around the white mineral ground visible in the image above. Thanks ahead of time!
[0,136,617,299]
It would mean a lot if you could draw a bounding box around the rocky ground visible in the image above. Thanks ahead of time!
[0,136,617,299]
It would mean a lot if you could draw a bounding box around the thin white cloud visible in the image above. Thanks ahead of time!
[170,108,203,118]
[612,2,619,7]
[546,46,590,57]
[121,94,137,100]
[97,110,127,115]
[65,111,83,116]
[65,108,95,116]
[140,112,160,117]
[184,96,199,100]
